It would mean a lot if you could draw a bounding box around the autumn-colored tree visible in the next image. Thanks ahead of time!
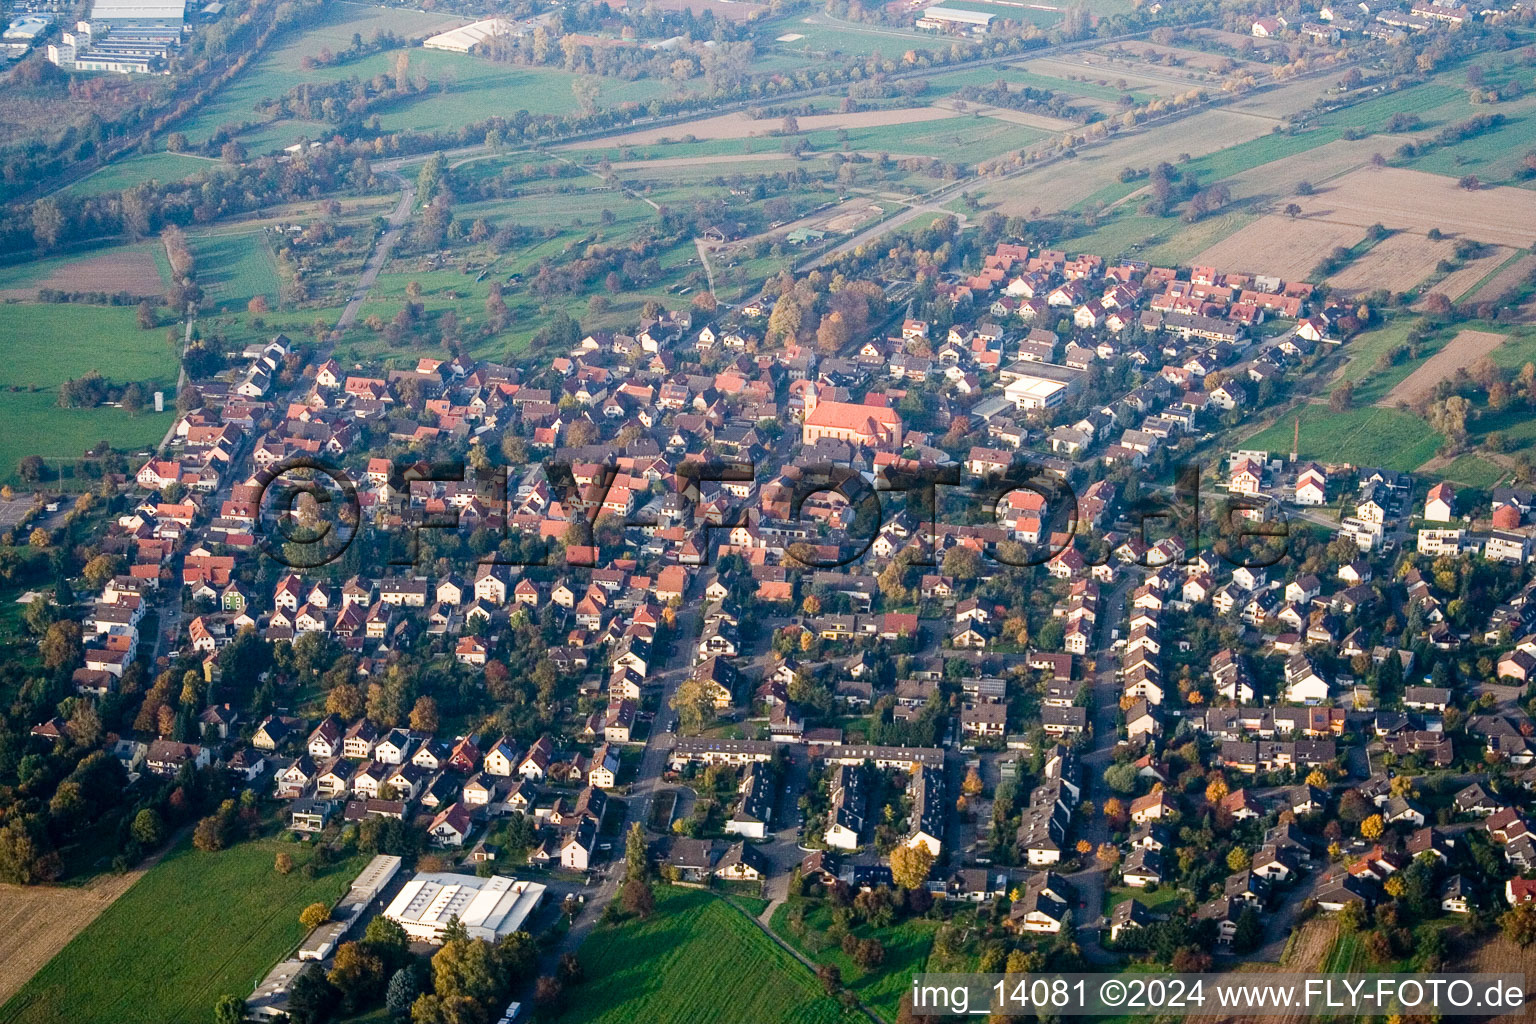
[1305,769,1329,788]
[275,851,295,875]
[1501,903,1536,948]
[1205,779,1229,804]
[1227,847,1251,871]
[409,696,440,733]
[890,843,934,889]
[299,902,330,930]
[1360,814,1384,840]
[962,766,984,797]
[1076,839,1093,855]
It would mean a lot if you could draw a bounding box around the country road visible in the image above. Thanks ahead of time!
[336,172,415,332]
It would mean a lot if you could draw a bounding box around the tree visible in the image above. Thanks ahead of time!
[1103,762,1138,794]
[1284,203,1302,218]
[329,941,386,1012]
[1205,779,1229,803]
[890,843,934,889]
[1501,904,1536,948]
[1304,769,1328,788]
[213,994,245,1024]
[1227,847,1251,871]
[386,966,420,1018]
[193,814,227,852]
[622,879,654,917]
[131,808,164,847]
[1330,380,1355,413]
[625,821,648,882]
[300,902,331,930]
[275,851,295,875]
[962,766,984,797]
[31,198,63,250]
[1360,814,1384,840]
[409,696,439,733]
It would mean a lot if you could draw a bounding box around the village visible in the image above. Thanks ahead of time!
[11,225,1533,1019]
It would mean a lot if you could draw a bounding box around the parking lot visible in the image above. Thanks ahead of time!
[0,498,37,530]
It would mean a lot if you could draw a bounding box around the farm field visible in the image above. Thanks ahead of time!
[1414,245,1517,305]
[0,841,363,1024]
[179,37,671,154]
[1380,328,1508,406]
[0,244,168,300]
[566,106,960,150]
[1468,252,1536,304]
[1290,166,1536,248]
[555,887,859,1024]
[1193,214,1363,281]
[977,107,1270,217]
[1243,403,1443,472]
[1326,232,1460,297]
[0,870,150,1008]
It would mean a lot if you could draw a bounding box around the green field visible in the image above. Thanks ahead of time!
[1437,452,1507,488]
[180,36,684,154]
[1243,403,1443,472]
[188,231,284,311]
[0,840,363,1024]
[0,304,179,482]
[0,305,178,388]
[770,898,941,1022]
[556,887,859,1024]
[65,151,217,198]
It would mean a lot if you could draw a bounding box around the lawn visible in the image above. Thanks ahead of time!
[187,231,284,311]
[556,887,859,1024]
[1104,884,1183,913]
[770,898,942,1023]
[1243,403,1443,472]
[0,840,363,1024]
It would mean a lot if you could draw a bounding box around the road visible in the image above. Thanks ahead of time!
[1067,572,1136,962]
[336,172,415,332]
[543,582,704,959]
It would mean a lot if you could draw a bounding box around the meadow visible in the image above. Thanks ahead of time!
[0,840,363,1024]
[64,151,218,199]
[0,304,179,482]
[187,230,285,312]
[556,887,860,1024]
[1243,403,1443,472]
[770,898,942,1022]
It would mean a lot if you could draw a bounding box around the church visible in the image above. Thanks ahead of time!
[799,382,904,450]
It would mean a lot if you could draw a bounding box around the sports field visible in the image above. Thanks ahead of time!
[0,841,362,1024]
[556,887,860,1024]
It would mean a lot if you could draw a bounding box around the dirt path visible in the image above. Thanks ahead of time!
[0,835,181,1005]
[1377,328,1508,407]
